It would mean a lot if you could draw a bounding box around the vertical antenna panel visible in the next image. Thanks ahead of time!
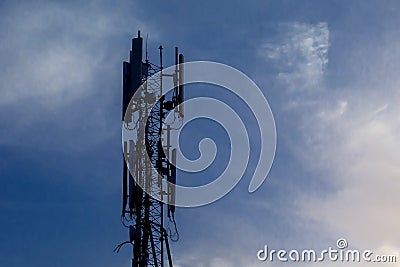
[168,148,177,216]
[128,174,135,214]
[122,61,131,121]
[130,33,143,98]
[128,140,136,170]
[122,162,128,216]
[178,54,184,117]
[122,141,128,216]
[174,47,179,99]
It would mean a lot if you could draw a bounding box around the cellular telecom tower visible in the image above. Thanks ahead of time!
[115,31,184,267]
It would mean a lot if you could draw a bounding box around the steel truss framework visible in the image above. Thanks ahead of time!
[119,31,183,267]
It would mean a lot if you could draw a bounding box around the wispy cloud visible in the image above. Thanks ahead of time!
[258,22,329,92]
[274,22,400,261]
[0,1,153,108]
[0,1,157,151]
[295,90,400,249]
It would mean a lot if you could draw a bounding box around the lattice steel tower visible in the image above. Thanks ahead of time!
[116,31,184,267]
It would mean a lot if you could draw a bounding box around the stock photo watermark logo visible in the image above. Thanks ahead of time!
[122,61,276,207]
[257,238,399,263]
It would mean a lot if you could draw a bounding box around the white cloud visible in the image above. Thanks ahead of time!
[0,1,159,151]
[276,26,400,261]
[295,92,400,249]
[258,22,329,92]
[0,1,153,108]
[255,18,400,266]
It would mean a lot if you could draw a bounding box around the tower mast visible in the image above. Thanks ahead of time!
[118,31,184,267]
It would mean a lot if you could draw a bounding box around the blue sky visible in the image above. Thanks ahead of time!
[1,1,400,266]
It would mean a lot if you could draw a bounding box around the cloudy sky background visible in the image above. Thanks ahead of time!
[0,1,399,266]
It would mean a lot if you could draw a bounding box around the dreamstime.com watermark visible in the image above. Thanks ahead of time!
[257,238,399,263]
